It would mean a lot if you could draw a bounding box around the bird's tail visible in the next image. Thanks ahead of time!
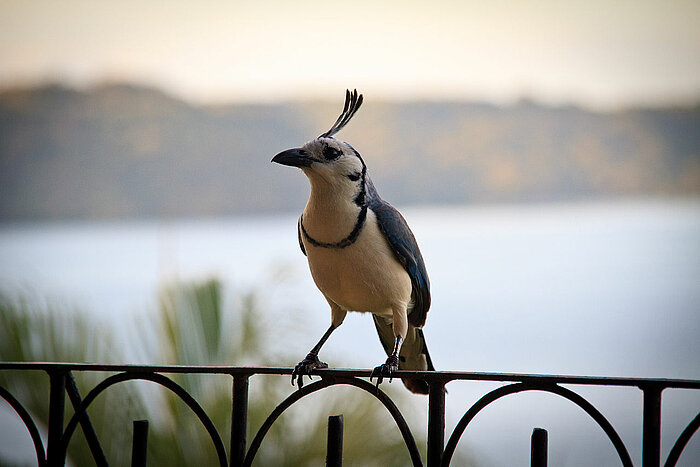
[373,315,435,394]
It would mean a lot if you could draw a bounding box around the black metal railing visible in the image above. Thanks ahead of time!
[0,362,698,466]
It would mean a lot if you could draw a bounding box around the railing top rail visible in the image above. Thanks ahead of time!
[1,362,699,389]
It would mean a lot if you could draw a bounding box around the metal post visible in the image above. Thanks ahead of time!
[230,375,249,467]
[131,420,149,467]
[326,414,344,467]
[642,385,662,467]
[428,381,446,466]
[47,371,66,466]
[531,428,548,467]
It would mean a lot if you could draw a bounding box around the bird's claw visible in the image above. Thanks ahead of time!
[291,353,328,390]
[369,355,399,388]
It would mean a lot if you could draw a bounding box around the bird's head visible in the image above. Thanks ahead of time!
[272,90,367,192]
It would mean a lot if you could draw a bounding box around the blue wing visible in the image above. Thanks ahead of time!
[366,178,431,327]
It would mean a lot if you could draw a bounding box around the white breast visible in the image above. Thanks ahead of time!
[303,209,412,316]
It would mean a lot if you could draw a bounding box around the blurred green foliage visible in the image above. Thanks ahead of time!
[0,281,475,466]
[0,296,144,466]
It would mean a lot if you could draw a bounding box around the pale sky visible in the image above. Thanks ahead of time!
[1,0,699,108]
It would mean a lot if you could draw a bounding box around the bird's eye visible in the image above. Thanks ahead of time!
[322,145,342,161]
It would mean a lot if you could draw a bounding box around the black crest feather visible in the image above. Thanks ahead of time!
[319,89,363,138]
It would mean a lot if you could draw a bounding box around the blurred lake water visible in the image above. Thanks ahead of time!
[1,199,699,466]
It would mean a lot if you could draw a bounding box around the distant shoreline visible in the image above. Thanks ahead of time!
[2,84,699,221]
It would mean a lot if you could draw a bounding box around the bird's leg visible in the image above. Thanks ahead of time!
[291,323,336,389]
[371,307,407,388]
[370,335,403,387]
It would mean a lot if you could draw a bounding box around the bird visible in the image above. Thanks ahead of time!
[271,89,434,394]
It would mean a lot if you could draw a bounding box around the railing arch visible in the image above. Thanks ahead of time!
[665,411,700,467]
[58,372,228,467]
[0,385,46,467]
[243,375,422,467]
[440,382,633,466]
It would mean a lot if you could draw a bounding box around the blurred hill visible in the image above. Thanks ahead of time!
[1,83,698,220]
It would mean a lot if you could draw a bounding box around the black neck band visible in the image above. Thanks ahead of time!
[300,205,368,249]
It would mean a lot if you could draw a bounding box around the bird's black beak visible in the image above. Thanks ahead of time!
[271,148,313,168]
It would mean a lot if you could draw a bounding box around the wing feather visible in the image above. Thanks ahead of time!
[367,180,430,327]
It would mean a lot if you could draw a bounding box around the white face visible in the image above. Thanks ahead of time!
[300,137,366,187]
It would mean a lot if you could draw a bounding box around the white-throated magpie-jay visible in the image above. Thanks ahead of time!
[272,90,434,393]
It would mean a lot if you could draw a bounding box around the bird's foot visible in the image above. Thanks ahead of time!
[370,355,400,388]
[291,353,328,390]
